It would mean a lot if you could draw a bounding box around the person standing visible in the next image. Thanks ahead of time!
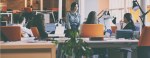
[65,2,81,37]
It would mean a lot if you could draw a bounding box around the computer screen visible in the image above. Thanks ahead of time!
[1,21,7,26]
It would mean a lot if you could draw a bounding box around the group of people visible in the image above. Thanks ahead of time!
[1,1,136,58]
[65,2,136,58]
[12,6,48,39]
[65,2,136,32]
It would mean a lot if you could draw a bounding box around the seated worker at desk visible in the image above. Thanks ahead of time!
[119,13,136,58]
[122,13,135,31]
[26,14,48,39]
[13,13,33,37]
[85,11,108,58]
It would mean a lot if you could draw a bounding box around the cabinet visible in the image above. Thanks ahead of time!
[0,41,56,58]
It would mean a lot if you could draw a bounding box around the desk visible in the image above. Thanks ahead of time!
[0,41,56,58]
[54,38,138,48]
[48,34,65,38]
[83,38,138,48]
[55,38,138,58]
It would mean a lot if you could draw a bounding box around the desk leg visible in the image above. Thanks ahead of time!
[57,44,64,58]
[52,46,56,58]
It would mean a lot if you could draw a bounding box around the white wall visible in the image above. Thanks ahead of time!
[84,0,99,18]
[79,0,85,24]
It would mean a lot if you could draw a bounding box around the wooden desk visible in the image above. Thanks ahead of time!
[83,38,138,48]
[55,38,138,58]
[0,41,56,58]
[55,38,138,48]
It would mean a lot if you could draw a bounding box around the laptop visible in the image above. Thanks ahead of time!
[48,24,65,38]
[116,29,133,39]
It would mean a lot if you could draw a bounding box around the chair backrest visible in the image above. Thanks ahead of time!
[80,24,104,38]
[111,26,117,33]
[30,27,40,38]
[0,26,21,41]
[138,26,150,46]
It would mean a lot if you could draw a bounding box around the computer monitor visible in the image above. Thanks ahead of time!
[116,29,133,39]
[1,21,7,26]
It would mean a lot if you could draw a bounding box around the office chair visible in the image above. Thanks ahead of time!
[0,26,21,41]
[138,26,150,58]
[80,24,104,38]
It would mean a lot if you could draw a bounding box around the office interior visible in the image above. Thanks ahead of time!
[0,0,150,58]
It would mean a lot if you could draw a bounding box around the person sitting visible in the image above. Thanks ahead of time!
[123,13,135,31]
[13,13,33,37]
[85,11,98,24]
[26,14,48,39]
[85,11,108,58]
[120,13,136,58]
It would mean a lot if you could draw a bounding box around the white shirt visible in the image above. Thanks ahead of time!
[12,24,33,37]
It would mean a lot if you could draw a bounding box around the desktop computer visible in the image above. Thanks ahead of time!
[116,29,133,39]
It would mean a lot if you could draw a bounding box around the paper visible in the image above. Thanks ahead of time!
[44,14,50,23]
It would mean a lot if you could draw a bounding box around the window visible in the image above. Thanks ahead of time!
[109,0,150,23]
[109,0,125,23]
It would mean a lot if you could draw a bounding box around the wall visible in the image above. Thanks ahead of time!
[62,0,74,17]
[147,6,150,22]
[99,0,109,13]
[84,0,99,18]
[84,0,109,18]
[43,0,58,10]
[7,0,25,10]
[65,0,74,11]
[4,0,59,10]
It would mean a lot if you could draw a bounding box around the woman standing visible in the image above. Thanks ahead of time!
[65,2,80,37]
[66,2,80,31]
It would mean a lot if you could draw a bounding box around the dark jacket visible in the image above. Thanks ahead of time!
[123,22,136,31]
[26,14,48,39]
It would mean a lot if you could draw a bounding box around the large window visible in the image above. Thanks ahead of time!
[109,0,150,23]
[109,0,125,23]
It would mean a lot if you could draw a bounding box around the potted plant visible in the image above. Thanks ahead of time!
[61,30,91,58]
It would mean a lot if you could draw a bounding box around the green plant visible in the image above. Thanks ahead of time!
[62,30,91,58]
[51,40,58,45]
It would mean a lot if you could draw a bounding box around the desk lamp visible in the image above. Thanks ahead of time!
[132,0,150,28]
